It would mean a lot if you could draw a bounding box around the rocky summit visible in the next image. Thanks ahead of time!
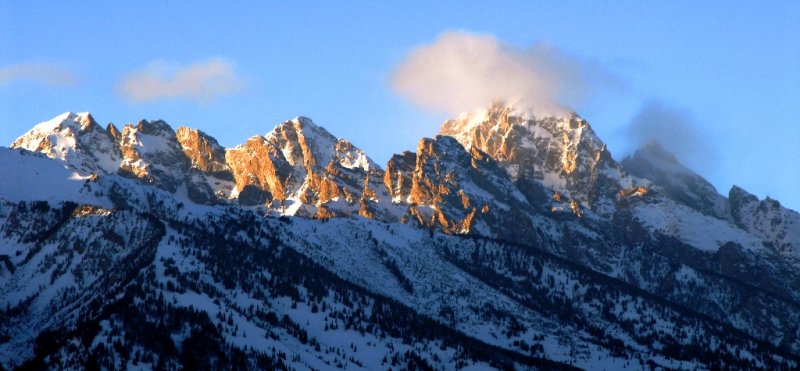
[2,105,800,370]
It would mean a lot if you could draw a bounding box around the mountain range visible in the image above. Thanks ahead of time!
[1,104,799,370]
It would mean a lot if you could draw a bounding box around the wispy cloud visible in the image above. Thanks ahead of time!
[0,64,77,86]
[626,100,715,171]
[118,58,244,103]
[390,31,619,117]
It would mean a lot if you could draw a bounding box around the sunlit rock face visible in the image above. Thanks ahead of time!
[176,127,230,177]
[384,151,416,202]
[439,103,625,216]
[402,135,536,237]
[224,117,393,218]
[224,135,286,205]
[175,126,237,200]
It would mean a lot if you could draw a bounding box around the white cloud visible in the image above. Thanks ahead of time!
[390,31,612,117]
[118,58,243,103]
[0,64,77,86]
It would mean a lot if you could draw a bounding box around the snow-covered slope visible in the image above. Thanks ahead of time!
[630,196,763,252]
[2,180,796,369]
[0,148,104,206]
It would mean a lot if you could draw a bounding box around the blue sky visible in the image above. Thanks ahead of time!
[1,1,798,210]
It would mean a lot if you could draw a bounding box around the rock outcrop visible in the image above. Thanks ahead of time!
[384,151,416,202]
[403,135,534,236]
[175,126,230,177]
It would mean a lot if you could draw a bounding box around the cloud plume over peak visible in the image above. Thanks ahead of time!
[626,101,715,172]
[390,31,609,117]
[118,58,243,104]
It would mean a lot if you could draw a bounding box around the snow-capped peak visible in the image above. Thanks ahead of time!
[22,111,95,135]
[439,103,619,212]
[263,116,336,167]
[262,116,379,173]
[13,111,96,148]
[9,111,122,175]
[291,115,319,128]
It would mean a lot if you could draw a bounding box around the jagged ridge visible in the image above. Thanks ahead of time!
[3,106,800,369]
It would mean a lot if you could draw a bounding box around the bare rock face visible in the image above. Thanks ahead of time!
[440,104,625,216]
[236,184,271,206]
[174,126,237,200]
[404,135,534,236]
[225,117,340,205]
[6,109,649,231]
[384,151,416,202]
[225,117,393,218]
[225,135,291,202]
[176,127,231,178]
[106,121,121,139]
